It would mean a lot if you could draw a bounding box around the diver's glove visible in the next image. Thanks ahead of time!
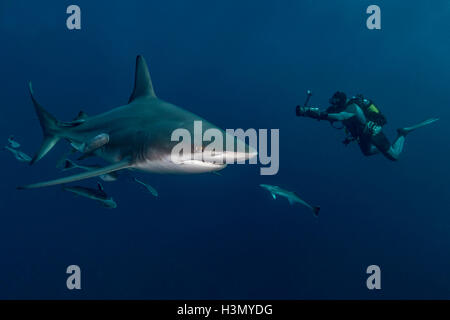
[296,106,328,120]
[364,121,382,136]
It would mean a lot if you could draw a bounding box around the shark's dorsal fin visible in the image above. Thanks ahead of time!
[128,55,156,103]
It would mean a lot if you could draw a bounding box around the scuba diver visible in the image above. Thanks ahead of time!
[296,91,439,161]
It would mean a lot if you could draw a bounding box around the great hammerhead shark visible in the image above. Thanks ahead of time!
[19,56,257,189]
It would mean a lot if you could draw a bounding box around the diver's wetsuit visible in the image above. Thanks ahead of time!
[324,102,405,161]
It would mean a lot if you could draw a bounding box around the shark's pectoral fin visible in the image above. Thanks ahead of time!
[271,193,277,200]
[288,198,294,205]
[18,160,132,189]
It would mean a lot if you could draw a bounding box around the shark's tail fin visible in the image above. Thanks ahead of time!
[312,206,320,217]
[28,82,62,165]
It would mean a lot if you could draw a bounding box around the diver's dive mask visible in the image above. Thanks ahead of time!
[329,91,347,107]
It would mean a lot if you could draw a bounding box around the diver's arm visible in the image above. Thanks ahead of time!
[325,111,355,121]
[296,106,355,121]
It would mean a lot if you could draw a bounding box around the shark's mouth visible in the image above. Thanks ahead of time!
[177,159,227,169]
[134,154,227,174]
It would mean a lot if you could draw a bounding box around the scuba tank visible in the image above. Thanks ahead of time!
[347,94,387,127]
[340,94,387,146]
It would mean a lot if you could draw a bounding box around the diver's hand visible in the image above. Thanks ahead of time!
[364,121,382,136]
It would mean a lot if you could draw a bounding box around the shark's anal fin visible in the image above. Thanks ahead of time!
[18,160,131,189]
[128,55,156,103]
[73,111,89,121]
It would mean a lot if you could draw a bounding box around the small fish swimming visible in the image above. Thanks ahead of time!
[4,146,32,162]
[62,182,117,208]
[133,177,158,197]
[71,133,110,160]
[8,136,21,149]
[259,184,320,217]
[61,159,119,182]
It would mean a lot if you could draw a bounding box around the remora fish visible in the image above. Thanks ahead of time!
[19,55,257,189]
[133,177,158,197]
[62,159,119,182]
[8,136,21,149]
[4,146,32,162]
[62,182,117,208]
[259,184,320,217]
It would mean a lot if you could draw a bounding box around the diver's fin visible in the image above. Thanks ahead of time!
[271,193,277,200]
[128,55,156,103]
[18,160,131,189]
[28,82,61,165]
[397,118,439,137]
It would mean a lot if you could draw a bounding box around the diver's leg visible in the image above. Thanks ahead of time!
[358,134,380,156]
[370,131,399,161]
[387,134,406,160]
[381,136,404,161]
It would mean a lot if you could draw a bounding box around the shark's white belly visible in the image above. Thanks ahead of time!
[134,157,226,174]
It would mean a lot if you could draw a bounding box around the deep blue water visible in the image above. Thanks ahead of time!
[0,0,449,299]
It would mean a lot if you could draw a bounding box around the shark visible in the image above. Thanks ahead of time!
[62,182,117,208]
[18,55,257,189]
[8,136,21,149]
[259,184,320,217]
[133,177,158,197]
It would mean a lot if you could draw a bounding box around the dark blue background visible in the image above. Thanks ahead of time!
[0,0,449,299]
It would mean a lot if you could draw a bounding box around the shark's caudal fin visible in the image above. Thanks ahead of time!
[28,82,84,164]
[17,160,131,189]
[128,55,157,103]
[28,82,61,165]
